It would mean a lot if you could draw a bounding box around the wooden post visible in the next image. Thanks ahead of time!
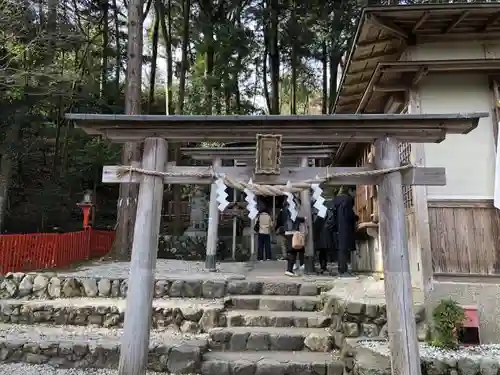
[374,137,421,375]
[205,157,222,271]
[118,137,167,375]
[300,156,315,274]
[250,218,256,261]
[231,189,237,260]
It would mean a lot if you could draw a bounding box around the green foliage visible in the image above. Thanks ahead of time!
[1,0,490,234]
[429,299,466,350]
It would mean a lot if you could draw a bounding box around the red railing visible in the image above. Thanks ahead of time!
[0,229,115,274]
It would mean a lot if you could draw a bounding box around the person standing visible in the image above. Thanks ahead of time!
[274,200,289,260]
[256,207,273,261]
[276,196,307,276]
[313,203,336,274]
[333,187,358,276]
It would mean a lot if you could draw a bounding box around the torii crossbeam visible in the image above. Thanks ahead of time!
[66,112,486,375]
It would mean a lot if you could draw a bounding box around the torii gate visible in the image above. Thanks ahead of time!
[66,112,486,375]
[180,144,337,270]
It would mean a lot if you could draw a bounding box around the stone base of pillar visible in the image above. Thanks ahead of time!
[304,255,315,274]
[205,254,217,271]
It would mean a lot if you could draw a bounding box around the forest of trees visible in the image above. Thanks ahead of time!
[0,0,488,257]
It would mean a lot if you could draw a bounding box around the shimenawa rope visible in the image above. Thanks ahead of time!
[115,164,414,196]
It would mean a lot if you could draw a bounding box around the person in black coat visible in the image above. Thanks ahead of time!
[333,187,358,276]
[313,204,336,274]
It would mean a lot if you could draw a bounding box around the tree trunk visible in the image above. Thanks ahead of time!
[158,0,182,234]
[176,0,190,114]
[147,5,159,113]
[158,0,174,115]
[200,0,214,114]
[321,40,327,114]
[0,124,20,232]
[328,47,340,114]
[262,18,271,113]
[289,0,297,115]
[269,0,279,114]
[112,0,121,95]
[110,0,144,260]
[101,0,110,97]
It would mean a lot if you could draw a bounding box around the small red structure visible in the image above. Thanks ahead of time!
[77,190,94,229]
[460,305,480,345]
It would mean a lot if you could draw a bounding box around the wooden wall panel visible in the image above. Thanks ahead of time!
[428,200,500,275]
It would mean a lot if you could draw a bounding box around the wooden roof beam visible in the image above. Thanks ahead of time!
[356,65,383,113]
[377,59,500,73]
[344,78,370,88]
[412,11,430,33]
[478,11,500,32]
[66,113,486,143]
[373,84,408,93]
[181,145,337,160]
[357,36,399,49]
[412,67,428,86]
[337,96,363,107]
[443,11,469,33]
[351,49,400,65]
[367,14,409,40]
[417,32,500,43]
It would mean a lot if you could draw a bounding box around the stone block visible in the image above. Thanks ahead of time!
[261,282,299,296]
[202,280,227,298]
[299,284,319,296]
[246,333,270,351]
[268,333,304,351]
[227,281,262,295]
[259,297,293,311]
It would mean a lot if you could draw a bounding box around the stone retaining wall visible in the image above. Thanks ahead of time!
[0,302,223,332]
[322,294,426,348]
[0,338,206,374]
[341,339,500,375]
[0,273,324,299]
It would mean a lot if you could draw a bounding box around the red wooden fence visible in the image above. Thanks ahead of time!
[0,229,115,274]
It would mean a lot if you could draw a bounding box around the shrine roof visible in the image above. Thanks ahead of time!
[64,113,486,144]
[334,3,500,115]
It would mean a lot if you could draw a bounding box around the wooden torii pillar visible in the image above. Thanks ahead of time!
[66,112,486,375]
[181,144,336,271]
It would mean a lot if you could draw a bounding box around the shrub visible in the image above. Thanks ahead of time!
[429,299,465,350]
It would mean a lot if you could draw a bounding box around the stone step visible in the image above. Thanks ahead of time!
[227,309,330,328]
[2,273,324,300]
[226,294,321,311]
[0,297,224,332]
[209,326,335,352]
[201,351,344,375]
[0,323,208,373]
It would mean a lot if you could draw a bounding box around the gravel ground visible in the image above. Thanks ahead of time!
[0,363,199,375]
[359,340,500,361]
[0,323,208,346]
[42,259,250,280]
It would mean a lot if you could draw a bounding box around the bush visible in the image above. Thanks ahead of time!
[429,299,465,350]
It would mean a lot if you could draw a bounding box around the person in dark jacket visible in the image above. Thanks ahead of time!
[275,201,289,260]
[313,204,336,274]
[333,187,358,276]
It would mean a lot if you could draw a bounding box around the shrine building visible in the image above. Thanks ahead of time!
[334,3,500,342]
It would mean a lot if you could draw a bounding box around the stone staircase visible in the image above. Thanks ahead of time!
[0,272,345,375]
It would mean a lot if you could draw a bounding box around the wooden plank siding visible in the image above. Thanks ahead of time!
[428,200,500,276]
[355,145,378,223]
